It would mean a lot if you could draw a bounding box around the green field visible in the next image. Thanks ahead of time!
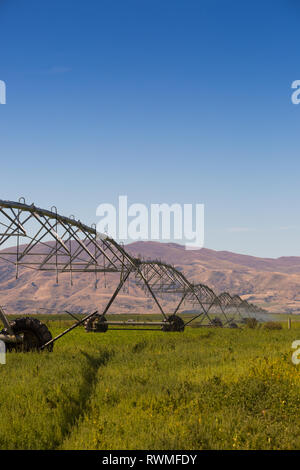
[1,317,300,450]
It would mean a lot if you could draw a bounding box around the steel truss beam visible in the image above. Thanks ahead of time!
[0,199,266,332]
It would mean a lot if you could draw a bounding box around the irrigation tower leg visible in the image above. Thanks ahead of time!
[41,270,132,350]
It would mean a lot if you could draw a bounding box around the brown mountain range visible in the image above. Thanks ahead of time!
[0,241,299,315]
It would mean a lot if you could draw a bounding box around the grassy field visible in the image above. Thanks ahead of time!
[0,317,300,450]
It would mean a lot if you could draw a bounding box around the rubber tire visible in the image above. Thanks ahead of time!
[162,314,185,332]
[85,315,108,333]
[210,318,223,327]
[5,317,53,352]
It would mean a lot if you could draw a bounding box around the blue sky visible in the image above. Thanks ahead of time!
[0,0,300,257]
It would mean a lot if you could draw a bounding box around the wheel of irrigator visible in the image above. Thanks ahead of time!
[85,315,108,333]
[161,315,185,332]
[4,317,53,352]
[210,318,223,327]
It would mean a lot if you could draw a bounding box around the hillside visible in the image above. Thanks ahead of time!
[0,241,299,314]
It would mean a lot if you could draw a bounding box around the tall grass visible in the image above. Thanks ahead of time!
[0,321,300,449]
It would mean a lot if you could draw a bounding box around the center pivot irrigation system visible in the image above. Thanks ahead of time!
[0,199,267,352]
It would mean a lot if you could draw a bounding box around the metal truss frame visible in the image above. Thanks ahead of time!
[0,198,267,338]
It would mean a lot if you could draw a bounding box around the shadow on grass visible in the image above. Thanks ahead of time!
[53,349,114,449]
